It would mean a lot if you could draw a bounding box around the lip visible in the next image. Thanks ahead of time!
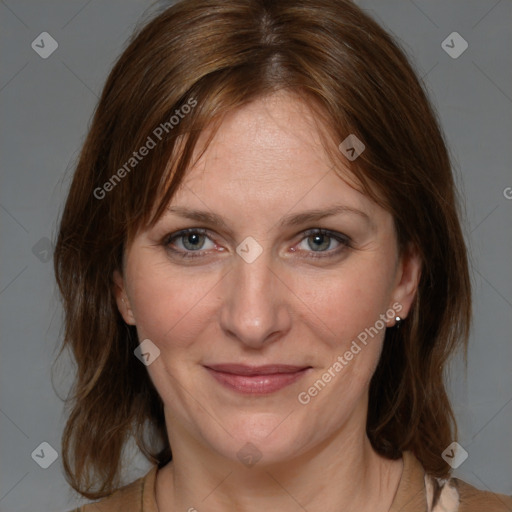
[204,364,312,394]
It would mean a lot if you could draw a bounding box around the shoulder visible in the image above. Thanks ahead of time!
[425,473,512,512]
[67,465,159,512]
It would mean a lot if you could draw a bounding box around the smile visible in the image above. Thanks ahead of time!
[204,364,312,394]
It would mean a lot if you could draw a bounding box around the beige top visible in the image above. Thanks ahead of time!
[71,451,512,511]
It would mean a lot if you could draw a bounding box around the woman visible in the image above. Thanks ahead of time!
[54,0,512,511]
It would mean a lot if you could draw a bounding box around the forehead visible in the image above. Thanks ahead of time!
[172,92,373,215]
[190,92,330,177]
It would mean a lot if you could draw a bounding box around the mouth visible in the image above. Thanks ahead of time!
[204,364,312,395]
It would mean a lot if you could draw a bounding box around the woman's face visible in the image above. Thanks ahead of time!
[114,92,421,466]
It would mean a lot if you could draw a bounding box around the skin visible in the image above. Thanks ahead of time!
[114,91,422,512]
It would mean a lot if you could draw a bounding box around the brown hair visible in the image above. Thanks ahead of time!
[54,0,471,499]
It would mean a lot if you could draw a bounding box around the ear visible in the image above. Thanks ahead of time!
[389,242,422,324]
[113,269,136,325]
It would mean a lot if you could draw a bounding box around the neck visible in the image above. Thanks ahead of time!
[156,415,403,512]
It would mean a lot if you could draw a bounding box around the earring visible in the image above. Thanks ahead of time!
[395,316,402,329]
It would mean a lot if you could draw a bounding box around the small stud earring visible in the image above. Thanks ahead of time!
[395,316,402,329]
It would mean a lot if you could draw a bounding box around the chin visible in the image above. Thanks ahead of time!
[205,412,311,466]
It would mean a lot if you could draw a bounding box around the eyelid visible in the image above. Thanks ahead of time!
[300,228,351,246]
[163,228,217,256]
[293,228,352,259]
[163,227,352,259]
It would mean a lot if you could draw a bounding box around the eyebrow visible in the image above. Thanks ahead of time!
[165,204,371,230]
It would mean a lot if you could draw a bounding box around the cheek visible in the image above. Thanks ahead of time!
[126,260,209,347]
[291,268,393,418]
[292,261,394,350]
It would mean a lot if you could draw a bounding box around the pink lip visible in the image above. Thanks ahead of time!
[204,364,311,394]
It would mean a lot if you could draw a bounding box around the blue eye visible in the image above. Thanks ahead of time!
[163,228,351,259]
[296,229,351,258]
[164,228,216,258]
[177,231,209,251]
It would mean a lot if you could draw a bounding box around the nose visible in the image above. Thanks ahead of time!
[219,248,292,349]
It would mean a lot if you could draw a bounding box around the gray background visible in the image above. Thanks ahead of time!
[0,1,511,510]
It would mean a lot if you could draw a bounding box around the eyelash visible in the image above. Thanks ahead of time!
[162,228,352,260]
